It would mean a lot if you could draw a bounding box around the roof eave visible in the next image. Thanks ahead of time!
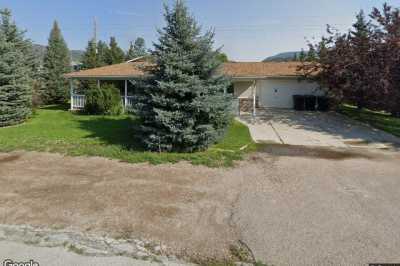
[64,75,146,80]
[230,75,302,80]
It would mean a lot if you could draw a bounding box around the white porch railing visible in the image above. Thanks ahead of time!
[121,96,135,108]
[71,94,135,111]
[71,95,86,110]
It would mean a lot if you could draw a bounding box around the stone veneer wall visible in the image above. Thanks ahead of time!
[239,97,259,113]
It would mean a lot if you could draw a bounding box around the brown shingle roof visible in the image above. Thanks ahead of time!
[221,62,302,78]
[65,61,303,79]
[64,61,154,79]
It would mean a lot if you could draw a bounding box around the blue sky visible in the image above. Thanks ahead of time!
[1,0,399,61]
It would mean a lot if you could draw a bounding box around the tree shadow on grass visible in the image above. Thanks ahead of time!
[76,115,145,151]
[39,104,70,111]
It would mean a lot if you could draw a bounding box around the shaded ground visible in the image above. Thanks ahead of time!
[339,105,400,137]
[1,148,400,265]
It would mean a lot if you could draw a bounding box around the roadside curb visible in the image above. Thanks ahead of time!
[0,224,193,266]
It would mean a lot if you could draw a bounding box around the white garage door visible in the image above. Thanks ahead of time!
[258,79,322,109]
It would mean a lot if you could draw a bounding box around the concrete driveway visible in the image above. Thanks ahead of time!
[238,109,400,149]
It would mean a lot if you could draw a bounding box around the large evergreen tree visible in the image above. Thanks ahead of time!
[81,39,111,69]
[97,40,109,67]
[125,37,147,60]
[105,37,125,64]
[42,21,71,103]
[0,9,33,127]
[135,0,232,152]
[82,39,98,69]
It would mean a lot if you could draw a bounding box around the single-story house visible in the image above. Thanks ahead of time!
[65,57,323,115]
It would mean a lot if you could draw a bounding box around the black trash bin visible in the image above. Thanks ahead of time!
[304,95,317,111]
[316,96,330,112]
[293,95,305,111]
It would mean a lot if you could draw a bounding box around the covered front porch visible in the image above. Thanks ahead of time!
[69,78,137,111]
[64,57,152,111]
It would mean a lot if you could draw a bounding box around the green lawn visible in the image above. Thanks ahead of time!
[339,105,400,137]
[0,106,255,167]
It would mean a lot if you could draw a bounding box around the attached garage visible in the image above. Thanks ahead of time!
[222,62,324,113]
[257,79,323,109]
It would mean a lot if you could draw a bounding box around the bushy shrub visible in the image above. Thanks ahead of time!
[84,84,122,115]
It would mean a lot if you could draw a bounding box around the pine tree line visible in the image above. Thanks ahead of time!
[81,36,148,69]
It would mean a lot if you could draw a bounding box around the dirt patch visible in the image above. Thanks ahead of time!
[257,144,375,160]
[0,151,251,259]
[0,154,21,164]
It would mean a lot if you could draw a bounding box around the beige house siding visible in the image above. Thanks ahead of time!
[233,78,324,110]
[234,81,254,98]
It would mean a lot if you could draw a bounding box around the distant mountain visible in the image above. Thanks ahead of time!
[70,50,85,64]
[32,44,84,64]
[263,51,304,62]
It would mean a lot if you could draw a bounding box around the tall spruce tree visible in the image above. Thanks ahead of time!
[97,40,109,66]
[126,42,136,60]
[0,9,33,127]
[126,37,147,60]
[105,37,125,64]
[82,39,98,69]
[135,0,232,152]
[42,21,71,103]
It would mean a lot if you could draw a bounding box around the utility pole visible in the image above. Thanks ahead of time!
[93,17,98,53]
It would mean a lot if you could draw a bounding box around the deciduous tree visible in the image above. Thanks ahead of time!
[299,6,398,113]
[370,3,400,116]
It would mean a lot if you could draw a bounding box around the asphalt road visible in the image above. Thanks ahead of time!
[233,149,400,266]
